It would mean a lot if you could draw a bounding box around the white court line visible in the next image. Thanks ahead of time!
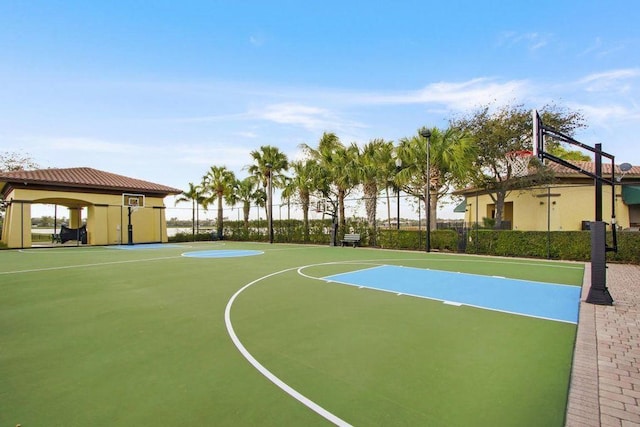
[0,256,182,275]
[224,265,353,427]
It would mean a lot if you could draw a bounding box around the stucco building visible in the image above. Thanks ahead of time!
[454,161,640,231]
[0,167,182,248]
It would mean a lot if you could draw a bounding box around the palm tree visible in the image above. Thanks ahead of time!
[246,145,289,220]
[202,166,237,239]
[300,132,358,233]
[233,176,260,228]
[396,126,476,230]
[285,159,318,241]
[352,139,394,245]
[174,182,202,239]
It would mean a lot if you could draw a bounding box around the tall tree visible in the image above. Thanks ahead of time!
[451,103,585,229]
[300,132,358,232]
[353,139,394,244]
[0,151,39,223]
[202,166,237,239]
[285,159,321,241]
[232,176,260,228]
[0,151,39,172]
[396,126,476,230]
[246,145,289,220]
[174,182,203,238]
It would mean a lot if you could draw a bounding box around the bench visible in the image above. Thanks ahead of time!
[340,233,361,247]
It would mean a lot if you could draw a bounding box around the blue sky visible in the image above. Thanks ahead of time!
[1,1,639,217]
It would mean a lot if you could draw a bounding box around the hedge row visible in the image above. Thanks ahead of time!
[464,229,640,264]
[168,219,640,265]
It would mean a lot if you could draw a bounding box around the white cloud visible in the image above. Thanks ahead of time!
[257,103,329,128]
[577,69,640,93]
[250,102,365,132]
[353,78,530,110]
[580,37,626,58]
[249,34,266,47]
[497,31,550,51]
[569,103,640,126]
[235,130,259,138]
[420,79,530,109]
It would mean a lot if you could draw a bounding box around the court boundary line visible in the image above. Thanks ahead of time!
[324,277,578,325]
[181,249,264,258]
[224,264,353,427]
[0,255,183,275]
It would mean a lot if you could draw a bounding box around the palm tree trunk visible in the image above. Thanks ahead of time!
[243,201,250,228]
[191,199,196,239]
[386,187,391,228]
[364,183,377,246]
[430,194,437,231]
[301,192,310,241]
[217,194,223,239]
[338,189,346,233]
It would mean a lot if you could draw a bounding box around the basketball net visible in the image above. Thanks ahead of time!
[315,198,327,214]
[127,203,140,214]
[505,150,533,177]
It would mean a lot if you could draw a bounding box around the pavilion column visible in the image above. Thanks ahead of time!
[69,207,82,228]
[2,201,32,248]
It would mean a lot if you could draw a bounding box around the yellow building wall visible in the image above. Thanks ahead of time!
[1,200,33,248]
[463,184,630,231]
[1,187,171,248]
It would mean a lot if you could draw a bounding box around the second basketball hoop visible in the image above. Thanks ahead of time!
[505,150,534,177]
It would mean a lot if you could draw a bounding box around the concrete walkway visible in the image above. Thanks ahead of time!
[566,263,640,427]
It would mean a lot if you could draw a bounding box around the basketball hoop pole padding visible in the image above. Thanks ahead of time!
[587,221,614,305]
[127,206,134,245]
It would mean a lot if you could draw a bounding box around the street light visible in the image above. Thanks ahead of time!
[266,163,274,244]
[395,158,402,230]
[419,128,432,252]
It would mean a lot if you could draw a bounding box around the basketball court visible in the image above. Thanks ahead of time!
[1,241,582,426]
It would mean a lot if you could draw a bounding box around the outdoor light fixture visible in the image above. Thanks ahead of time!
[266,163,273,244]
[419,128,432,252]
[395,157,402,230]
[618,162,632,182]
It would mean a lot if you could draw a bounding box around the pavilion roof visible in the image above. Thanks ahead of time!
[0,167,182,197]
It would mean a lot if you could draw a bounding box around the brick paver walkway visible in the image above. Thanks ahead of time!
[566,263,640,427]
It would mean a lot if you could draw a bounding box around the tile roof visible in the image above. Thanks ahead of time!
[545,161,640,177]
[0,167,182,195]
[453,161,640,195]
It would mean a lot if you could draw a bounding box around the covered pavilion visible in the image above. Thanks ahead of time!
[0,167,182,248]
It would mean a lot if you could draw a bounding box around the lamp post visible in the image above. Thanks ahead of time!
[266,163,273,244]
[419,128,432,252]
[395,158,402,230]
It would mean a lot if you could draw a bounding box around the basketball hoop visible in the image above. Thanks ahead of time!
[505,150,534,177]
[123,193,145,213]
[315,198,327,214]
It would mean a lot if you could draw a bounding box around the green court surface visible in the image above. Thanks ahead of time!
[0,242,584,426]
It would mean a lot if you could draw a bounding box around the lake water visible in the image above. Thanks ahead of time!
[32,227,196,237]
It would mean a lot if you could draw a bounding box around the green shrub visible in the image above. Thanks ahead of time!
[168,218,640,264]
[377,229,458,252]
[464,229,640,264]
